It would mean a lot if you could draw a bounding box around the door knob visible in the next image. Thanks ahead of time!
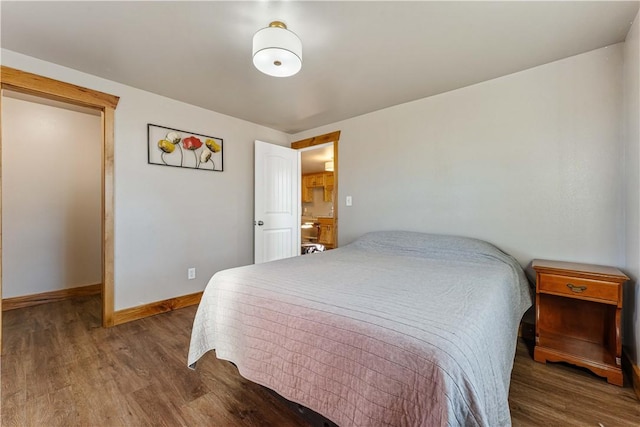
[257,220,264,226]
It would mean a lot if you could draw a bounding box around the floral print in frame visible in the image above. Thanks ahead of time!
[147,124,223,172]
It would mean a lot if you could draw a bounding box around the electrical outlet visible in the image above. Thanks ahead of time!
[188,267,196,280]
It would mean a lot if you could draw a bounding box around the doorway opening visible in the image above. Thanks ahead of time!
[2,90,103,315]
[291,131,340,253]
[0,67,119,347]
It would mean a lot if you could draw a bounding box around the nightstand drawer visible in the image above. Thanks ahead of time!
[538,273,618,303]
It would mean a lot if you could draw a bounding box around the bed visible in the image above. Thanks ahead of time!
[188,231,532,426]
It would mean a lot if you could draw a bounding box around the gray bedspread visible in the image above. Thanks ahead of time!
[188,231,532,426]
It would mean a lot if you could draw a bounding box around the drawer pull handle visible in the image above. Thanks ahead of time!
[566,283,587,293]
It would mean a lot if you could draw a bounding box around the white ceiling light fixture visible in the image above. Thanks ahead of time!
[324,161,334,172]
[252,21,302,78]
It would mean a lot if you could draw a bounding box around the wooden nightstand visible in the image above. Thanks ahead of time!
[532,259,628,386]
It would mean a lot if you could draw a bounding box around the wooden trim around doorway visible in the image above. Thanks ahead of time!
[0,66,119,109]
[292,131,341,248]
[0,66,120,334]
[102,106,116,327]
[291,131,341,150]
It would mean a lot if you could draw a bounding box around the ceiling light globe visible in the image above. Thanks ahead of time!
[253,23,302,77]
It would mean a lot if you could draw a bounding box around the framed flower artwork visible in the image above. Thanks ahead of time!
[147,124,223,172]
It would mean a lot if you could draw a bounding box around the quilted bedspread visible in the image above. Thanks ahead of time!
[188,231,532,426]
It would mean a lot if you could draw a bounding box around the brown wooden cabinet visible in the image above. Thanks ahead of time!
[532,259,628,386]
[307,173,324,187]
[323,186,333,202]
[302,172,334,203]
[324,173,334,187]
[317,217,335,248]
[301,182,313,203]
[323,173,334,202]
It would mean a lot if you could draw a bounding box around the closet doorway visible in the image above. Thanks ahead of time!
[0,67,119,347]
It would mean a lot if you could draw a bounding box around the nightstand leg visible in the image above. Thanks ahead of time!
[533,348,546,363]
[606,371,623,386]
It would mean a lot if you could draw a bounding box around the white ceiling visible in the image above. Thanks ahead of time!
[2,1,638,134]
[301,143,334,174]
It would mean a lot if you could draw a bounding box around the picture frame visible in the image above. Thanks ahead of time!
[147,123,223,172]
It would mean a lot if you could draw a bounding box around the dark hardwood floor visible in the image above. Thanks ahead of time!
[2,295,639,426]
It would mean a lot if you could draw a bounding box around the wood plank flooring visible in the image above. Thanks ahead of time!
[2,295,639,426]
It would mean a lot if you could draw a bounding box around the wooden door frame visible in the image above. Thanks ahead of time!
[292,131,341,247]
[0,66,120,339]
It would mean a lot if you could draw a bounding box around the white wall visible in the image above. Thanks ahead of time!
[303,187,334,218]
[2,95,102,298]
[1,49,289,310]
[623,11,640,365]
[292,45,625,269]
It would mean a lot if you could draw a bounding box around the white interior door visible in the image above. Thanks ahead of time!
[254,140,300,264]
